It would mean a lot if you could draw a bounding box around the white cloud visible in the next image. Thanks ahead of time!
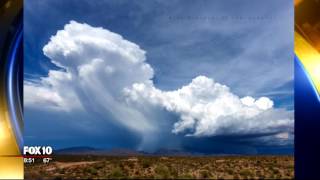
[275,132,289,139]
[125,76,293,137]
[25,21,293,144]
[25,21,155,134]
[241,96,274,110]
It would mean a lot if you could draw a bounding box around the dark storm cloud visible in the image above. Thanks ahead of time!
[24,107,142,150]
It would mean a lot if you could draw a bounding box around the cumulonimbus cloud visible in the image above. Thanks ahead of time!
[25,21,155,134]
[25,21,293,144]
[124,76,293,137]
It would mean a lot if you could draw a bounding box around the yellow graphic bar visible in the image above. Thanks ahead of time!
[0,96,23,179]
[0,0,24,178]
[0,85,23,179]
[295,31,320,97]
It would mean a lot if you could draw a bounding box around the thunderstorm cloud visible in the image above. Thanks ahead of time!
[24,21,293,149]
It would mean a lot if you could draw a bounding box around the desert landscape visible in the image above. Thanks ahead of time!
[25,155,294,179]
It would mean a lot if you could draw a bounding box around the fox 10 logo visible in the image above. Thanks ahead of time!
[23,146,53,155]
[23,146,53,164]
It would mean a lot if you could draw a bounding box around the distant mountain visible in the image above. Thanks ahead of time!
[55,146,101,155]
[55,147,142,156]
[151,148,204,156]
[54,146,293,156]
[103,148,143,156]
[55,147,208,156]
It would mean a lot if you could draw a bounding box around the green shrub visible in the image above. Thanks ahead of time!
[84,167,98,175]
[109,167,126,179]
[58,168,65,174]
[170,167,179,177]
[154,164,170,179]
[271,168,280,174]
[287,164,294,169]
[141,159,152,168]
[256,160,261,164]
[94,163,104,169]
[226,168,234,175]
[199,170,210,179]
[127,162,135,169]
[239,169,252,177]
[179,173,193,179]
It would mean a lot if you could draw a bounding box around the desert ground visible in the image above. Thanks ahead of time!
[25,155,294,179]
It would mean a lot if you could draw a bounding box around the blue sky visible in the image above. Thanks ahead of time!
[24,0,294,154]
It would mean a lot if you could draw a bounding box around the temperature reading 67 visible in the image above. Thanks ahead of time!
[43,158,52,164]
